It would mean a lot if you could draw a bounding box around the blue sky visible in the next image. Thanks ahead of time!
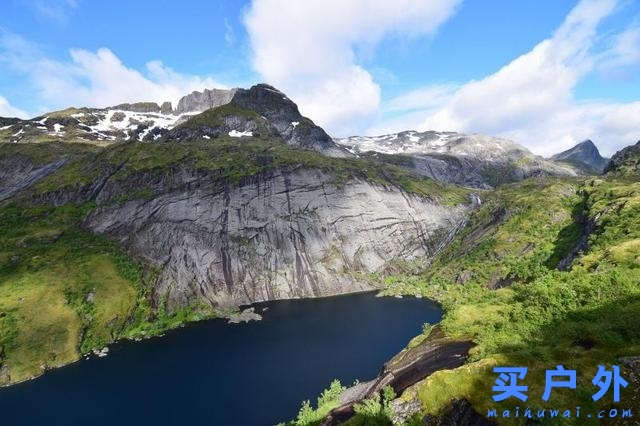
[1,0,639,155]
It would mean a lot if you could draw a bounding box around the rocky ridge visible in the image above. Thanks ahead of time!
[336,131,582,188]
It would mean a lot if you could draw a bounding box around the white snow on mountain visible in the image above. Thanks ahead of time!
[335,130,530,161]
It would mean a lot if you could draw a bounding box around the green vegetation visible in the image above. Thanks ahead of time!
[177,103,262,129]
[0,202,216,386]
[0,141,99,166]
[284,380,346,426]
[291,172,640,425]
[374,175,640,424]
[347,386,397,426]
[30,137,470,206]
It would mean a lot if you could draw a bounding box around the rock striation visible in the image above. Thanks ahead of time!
[83,167,468,309]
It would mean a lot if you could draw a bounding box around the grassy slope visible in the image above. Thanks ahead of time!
[371,175,640,425]
[29,137,470,206]
[0,203,215,386]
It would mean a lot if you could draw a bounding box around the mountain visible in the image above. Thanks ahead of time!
[336,130,580,188]
[0,84,350,159]
[0,83,473,386]
[550,139,609,173]
[168,84,350,157]
[2,82,640,425]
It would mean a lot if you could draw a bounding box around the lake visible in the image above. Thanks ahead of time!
[0,292,441,426]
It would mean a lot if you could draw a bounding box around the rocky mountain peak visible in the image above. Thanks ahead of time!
[551,139,608,173]
[174,88,238,115]
[167,84,351,157]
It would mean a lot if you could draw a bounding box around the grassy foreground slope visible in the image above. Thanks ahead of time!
[289,171,640,425]
[378,174,640,424]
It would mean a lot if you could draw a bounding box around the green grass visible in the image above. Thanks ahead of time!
[30,138,470,206]
[177,103,262,129]
[371,175,640,424]
[0,202,217,386]
[0,141,100,166]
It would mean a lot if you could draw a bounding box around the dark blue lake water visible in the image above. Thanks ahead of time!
[0,292,441,426]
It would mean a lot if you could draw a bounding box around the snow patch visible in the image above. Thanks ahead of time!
[228,130,253,138]
[291,121,299,128]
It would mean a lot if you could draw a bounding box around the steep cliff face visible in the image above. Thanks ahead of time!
[83,167,468,308]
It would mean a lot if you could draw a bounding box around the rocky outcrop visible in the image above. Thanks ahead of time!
[322,325,474,425]
[551,140,608,174]
[0,154,68,203]
[229,84,351,157]
[82,168,468,309]
[174,88,237,115]
[112,102,162,114]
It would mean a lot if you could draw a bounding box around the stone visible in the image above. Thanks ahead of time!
[110,112,126,122]
[160,101,173,114]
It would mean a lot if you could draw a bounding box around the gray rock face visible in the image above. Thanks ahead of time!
[551,140,608,173]
[84,168,468,309]
[175,88,237,115]
[0,155,68,202]
[160,102,173,115]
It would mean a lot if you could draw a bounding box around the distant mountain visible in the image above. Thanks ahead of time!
[551,139,608,173]
[336,130,580,188]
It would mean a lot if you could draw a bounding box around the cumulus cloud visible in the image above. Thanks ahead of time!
[0,31,227,115]
[244,0,461,135]
[371,0,640,156]
[0,95,28,118]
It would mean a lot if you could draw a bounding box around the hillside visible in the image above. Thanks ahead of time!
[292,143,640,425]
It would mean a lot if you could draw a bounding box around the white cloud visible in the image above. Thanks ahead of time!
[224,18,235,46]
[0,95,28,118]
[26,0,79,25]
[372,0,640,156]
[244,0,461,136]
[0,32,228,114]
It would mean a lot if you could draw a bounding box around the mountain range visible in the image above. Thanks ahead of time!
[1,83,638,425]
